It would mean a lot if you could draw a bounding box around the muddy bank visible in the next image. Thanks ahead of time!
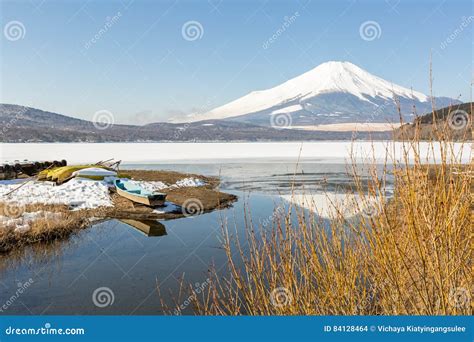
[103,170,236,220]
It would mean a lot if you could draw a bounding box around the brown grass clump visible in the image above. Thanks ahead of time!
[0,203,90,254]
[184,123,472,315]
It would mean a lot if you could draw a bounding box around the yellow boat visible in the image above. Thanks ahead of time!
[38,165,118,184]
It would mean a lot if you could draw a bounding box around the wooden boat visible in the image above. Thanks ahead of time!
[115,179,166,207]
[119,219,167,237]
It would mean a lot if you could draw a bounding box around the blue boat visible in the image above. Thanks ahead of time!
[115,179,166,207]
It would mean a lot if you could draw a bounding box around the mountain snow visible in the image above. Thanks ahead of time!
[175,61,432,123]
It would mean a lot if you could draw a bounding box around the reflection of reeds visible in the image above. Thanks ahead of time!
[186,125,472,315]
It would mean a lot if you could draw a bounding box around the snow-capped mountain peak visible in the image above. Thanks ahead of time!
[284,61,428,102]
[174,61,452,125]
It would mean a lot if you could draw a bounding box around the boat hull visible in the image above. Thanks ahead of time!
[115,182,166,207]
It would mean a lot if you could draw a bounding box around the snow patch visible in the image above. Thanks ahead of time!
[0,178,113,210]
[271,104,303,115]
[173,177,206,188]
[0,211,63,233]
[129,177,205,193]
[129,180,167,193]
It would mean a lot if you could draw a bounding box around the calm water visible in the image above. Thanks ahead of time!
[0,162,389,315]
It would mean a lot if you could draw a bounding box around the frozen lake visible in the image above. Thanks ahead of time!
[0,141,471,164]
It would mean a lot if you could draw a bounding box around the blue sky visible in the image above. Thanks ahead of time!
[1,0,472,124]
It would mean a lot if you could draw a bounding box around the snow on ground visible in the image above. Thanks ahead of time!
[129,177,205,193]
[0,177,206,211]
[129,180,168,193]
[0,211,63,233]
[173,178,206,188]
[0,142,470,164]
[0,178,114,210]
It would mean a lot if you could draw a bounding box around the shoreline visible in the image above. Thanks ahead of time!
[0,169,237,254]
[1,141,471,165]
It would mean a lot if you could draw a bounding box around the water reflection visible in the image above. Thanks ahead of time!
[119,219,167,237]
[0,162,393,314]
[0,219,168,272]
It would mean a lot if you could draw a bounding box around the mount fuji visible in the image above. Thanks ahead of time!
[176,61,459,126]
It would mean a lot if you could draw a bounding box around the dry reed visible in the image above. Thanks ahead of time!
[184,112,472,316]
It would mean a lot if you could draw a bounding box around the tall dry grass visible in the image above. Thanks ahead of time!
[185,117,472,315]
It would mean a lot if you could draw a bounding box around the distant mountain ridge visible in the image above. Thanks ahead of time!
[0,104,389,142]
[394,102,473,141]
[1,102,470,142]
[174,61,460,126]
